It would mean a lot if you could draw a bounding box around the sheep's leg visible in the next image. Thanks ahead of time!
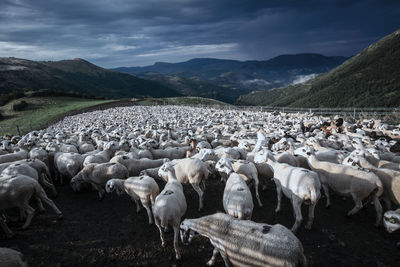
[305,201,316,230]
[35,197,45,213]
[0,216,14,238]
[291,196,303,233]
[382,195,392,210]
[252,176,263,207]
[173,224,181,260]
[347,195,363,217]
[39,193,63,219]
[321,183,331,208]
[41,174,58,197]
[220,252,232,267]
[154,217,165,247]
[131,195,142,213]
[21,204,35,229]
[373,195,382,227]
[143,198,153,224]
[206,247,219,266]
[191,183,204,211]
[274,179,282,213]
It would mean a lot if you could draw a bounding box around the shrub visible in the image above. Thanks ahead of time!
[13,100,28,111]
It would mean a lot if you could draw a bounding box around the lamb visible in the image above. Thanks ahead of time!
[266,154,321,233]
[223,172,253,220]
[105,176,160,224]
[152,165,187,260]
[70,162,128,199]
[297,146,383,226]
[82,141,119,166]
[0,174,63,237]
[158,158,208,211]
[110,155,169,176]
[0,247,28,267]
[180,213,306,266]
[216,158,263,207]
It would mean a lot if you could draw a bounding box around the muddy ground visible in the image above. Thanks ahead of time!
[1,178,399,267]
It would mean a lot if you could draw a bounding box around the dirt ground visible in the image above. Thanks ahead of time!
[1,178,399,267]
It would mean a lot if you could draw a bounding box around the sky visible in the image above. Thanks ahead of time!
[0,0,399,68]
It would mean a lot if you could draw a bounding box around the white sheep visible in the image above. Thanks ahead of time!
[110,155,169,176]
[223,172,253,220]
[180,213,306,266]
[70,162,128,199]
[158,158,208,211]
[0,174,63,237]
[216,158,263,207]
[152,165,187,260]
[0,247,28,267]
[105,176,160,224]
[297,146,383,226]
[266,154,321,233]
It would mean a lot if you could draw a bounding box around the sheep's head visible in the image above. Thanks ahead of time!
[105,179,124,195]
[158,162,174,181]
[216,158,233,176]
[238,141,252,152]
[105,141,119,153]
[295,146,314,158]
[343,155,360,167]
[180,220,197,246]
[383,210,400,233]
[70,173,84,192]
[200,149,217,162]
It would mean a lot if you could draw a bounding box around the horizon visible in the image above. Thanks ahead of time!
[0,0,399,68]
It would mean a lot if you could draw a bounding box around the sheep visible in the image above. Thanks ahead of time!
[82,141,119,166]
[152,165,187,260]
[0,174,63,237]
[110,155,169,176]
[139,167,161,180]
[0,247,28,267]
[158,158,208,211]
[1,163,57,199]
[383,209,400,233]
[180,213,306,266]
[70,162,128,199]
[216,158,263,207]
[223,172,254,220]
[0,149,28,164]
[266,154,321,233]
[54,152,84,183]
[147,145,191,160]
[297,146,383,226]
[105,176,160,224]
[344,153,400,210]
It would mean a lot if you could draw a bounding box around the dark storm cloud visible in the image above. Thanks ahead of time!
[0,0,399,67]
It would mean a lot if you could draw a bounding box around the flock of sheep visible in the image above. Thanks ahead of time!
[1,105,400,266]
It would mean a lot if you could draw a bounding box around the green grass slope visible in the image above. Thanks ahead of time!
[0,97,113,135]
[134,96,229,106]
[237,29,400,107]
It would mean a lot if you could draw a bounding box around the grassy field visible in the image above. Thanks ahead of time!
[0,97,113,135]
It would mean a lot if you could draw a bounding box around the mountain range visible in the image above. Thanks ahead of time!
[0,57,181,98]
[237,29,400,107]
[114,54,348,103]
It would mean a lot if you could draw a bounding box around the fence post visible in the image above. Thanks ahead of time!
[353,108,356,119]
[16,125,21,136]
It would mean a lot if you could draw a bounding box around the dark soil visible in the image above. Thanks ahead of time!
[1,178,399,267]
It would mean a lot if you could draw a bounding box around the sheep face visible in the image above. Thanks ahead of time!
[158,163,174,180]
[216,158,233,176]
[105,179,124,195]
[180,220,197,245]
[70,173,84,192]
[383,210,400,233]
[343,155,360,167]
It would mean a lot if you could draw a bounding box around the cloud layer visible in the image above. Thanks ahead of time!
[0,0,399,67]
